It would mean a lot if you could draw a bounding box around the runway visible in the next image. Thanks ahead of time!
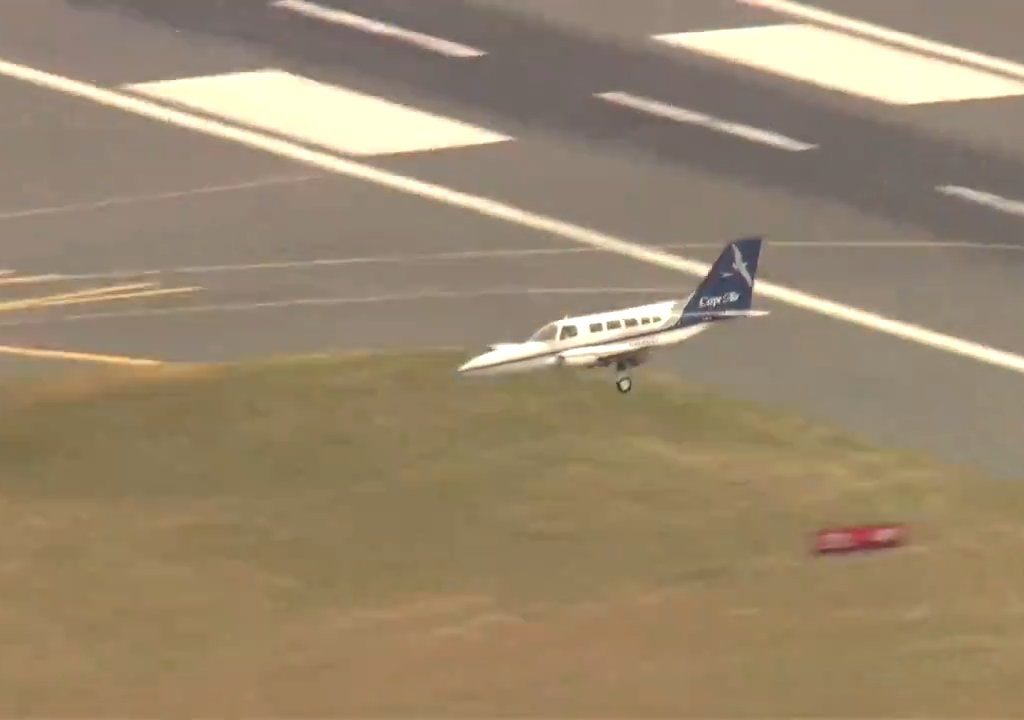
[0,0,1023,477]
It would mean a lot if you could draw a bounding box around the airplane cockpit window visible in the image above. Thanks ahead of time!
[559,324,578,340]
[528,322,558,342]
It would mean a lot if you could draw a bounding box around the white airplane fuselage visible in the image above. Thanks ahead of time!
[457,236,767,392]
[457,298,694,376]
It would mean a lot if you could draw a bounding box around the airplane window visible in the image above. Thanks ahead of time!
[653,318,661,324]
[624,318,638,327]
[607,320,621,329]
[529,322,558,341]
[559,324,578,340]
[641,318,650,324]
[590,323,602,332]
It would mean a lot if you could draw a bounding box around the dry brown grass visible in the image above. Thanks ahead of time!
[0,351,1021,716]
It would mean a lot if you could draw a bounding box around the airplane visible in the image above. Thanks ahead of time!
[457,236,768,393]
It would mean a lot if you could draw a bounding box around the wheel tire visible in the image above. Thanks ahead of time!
[616,377,632,393]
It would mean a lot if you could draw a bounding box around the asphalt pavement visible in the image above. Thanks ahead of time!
[0,0,1023,477]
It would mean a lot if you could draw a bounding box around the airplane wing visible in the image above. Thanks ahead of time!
[558,341,644,365]
[557,325,709,367]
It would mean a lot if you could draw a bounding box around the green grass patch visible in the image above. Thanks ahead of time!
[0,350,1022,716]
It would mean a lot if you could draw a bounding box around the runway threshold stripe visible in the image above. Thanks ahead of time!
[655,24,1024,105]
[6,56,1024,374]
[269,0,486,58]
[595,91,816,151]
[126,69,511,156]
[739,0,1024,82]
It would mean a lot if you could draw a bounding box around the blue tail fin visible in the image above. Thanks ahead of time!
[681,236,763,316]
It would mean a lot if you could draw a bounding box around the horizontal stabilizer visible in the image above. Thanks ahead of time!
[680,309,770,321]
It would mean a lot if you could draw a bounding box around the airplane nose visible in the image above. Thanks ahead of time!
[459,348,501,373]
[458,354,483,373]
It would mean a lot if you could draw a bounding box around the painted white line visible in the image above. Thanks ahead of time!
[937,185,1024,218]
[739,0,1024,81]
[4,57,1024,375]
[595,91,816,151]
[126,69,510,156]
[270,0,486,58]
[0,288,686,325]
[37,248,621,282]
[0,173,323,222]
[43,241,1024,282]
[655,24,1024,105]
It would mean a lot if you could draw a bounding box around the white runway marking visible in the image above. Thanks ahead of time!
[269,0,486,58]
[5,56,1024,374]
[655,23,1024,105]
[936,185,1024,218]
[595,91,816,151]
[126,69,510,156]
[38,240,1024,282]
[739,0,1024,82]
[0,173,323,222]
[0,287,685,325]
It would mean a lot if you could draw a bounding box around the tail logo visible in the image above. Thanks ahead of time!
[699,290,740,309]
[720,244,754,287]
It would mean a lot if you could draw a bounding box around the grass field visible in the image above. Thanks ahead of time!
[1,350,1023,716]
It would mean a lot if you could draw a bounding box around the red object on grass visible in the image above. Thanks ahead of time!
[814,524,906,554]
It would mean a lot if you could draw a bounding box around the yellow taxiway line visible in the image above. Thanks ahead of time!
[41,285,201,307]
[0,283,154,311]
[0,274,67,286]
[0,277,202,366]
[0,344,163,366]
[0,282,200,312]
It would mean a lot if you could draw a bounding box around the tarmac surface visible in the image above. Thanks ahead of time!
[1,0,1024,477]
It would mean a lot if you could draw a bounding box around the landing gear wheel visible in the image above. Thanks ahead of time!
[615,376,632,393]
